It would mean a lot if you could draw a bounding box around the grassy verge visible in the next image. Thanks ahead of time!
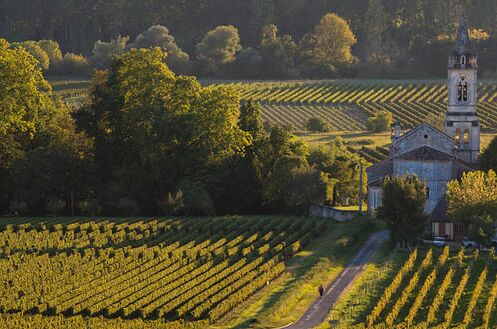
[213,218,383,329]
[298,131,497,150]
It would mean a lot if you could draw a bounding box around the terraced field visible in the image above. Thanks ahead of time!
[0,216,330,328]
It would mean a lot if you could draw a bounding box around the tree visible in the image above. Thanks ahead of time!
[446,170,497,245]
[0,38,52,168]
[479,136,497,172]
[364,0,388,62]
[259,24,298,78]
[366,110,393,132]
[305,117,331,132]
[229,47,263,78]
[89,35,129,70]
[12,41,50,70]
[299,13,357,71]
[377,175,428,245]
[129,25,190,73]
[77,48,250,213]
[38,40,63,65]
[196,25,242,75]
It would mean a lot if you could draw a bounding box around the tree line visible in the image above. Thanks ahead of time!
[0,40,366,217]
[3,0,497,79]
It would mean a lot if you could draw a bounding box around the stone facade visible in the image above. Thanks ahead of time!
[366,14,479,241]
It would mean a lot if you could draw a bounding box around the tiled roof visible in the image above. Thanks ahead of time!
[366,158,393,174]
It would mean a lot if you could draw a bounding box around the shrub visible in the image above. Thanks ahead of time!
[53,53,90,76]
[46,198,66,216]
[8,200,29,216]
[366,110,393,132]
[78,199,102,216]
[305,116,331,132]
[157,191,184,215]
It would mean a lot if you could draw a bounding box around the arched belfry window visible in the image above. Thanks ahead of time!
[457,77,468,103]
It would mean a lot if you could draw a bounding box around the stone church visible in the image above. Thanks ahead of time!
[367,15,479,241]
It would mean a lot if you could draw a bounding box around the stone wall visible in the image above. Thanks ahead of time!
[394,160,452,213]
[309,205,362,222]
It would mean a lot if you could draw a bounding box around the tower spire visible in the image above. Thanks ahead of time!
[454,13,471,54]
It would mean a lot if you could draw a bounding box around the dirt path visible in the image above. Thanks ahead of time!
[280,230,389,329]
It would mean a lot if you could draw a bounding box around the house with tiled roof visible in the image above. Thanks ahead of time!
[366,14,480,241]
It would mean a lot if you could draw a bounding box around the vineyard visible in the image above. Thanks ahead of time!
[325,246,497,329]
[52,79,497,133]
[0,216,328,328]
[213,80,497,132]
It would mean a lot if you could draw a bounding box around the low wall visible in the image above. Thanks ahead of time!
[309,204,361,222]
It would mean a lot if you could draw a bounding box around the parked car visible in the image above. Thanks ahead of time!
[462,237,477,248]
[433,236,446,247]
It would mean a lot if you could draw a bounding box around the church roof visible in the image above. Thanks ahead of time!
[395,146,455,162]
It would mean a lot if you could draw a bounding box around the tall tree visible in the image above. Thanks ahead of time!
[377,175,428,246]
[364,0,388,62]
[447,170,497,246]
[479,136,497,172]
[196,25,242,75]
[77,48,250,213]
[128,25,190,73]
[298,12,357,77]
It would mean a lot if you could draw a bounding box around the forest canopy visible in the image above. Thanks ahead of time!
[2,0,497,78]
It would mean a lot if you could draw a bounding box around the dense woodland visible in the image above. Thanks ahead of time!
[0,41,367,217]
[3,0,497,78]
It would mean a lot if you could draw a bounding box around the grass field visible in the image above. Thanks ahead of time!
[298,131,497,163]
[0,216,379,329]
[319,246,497,329]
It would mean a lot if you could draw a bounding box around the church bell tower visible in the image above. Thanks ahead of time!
[445,14,480,164]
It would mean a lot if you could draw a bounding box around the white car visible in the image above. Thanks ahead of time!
[462,237,477,248]
[433,236,446,247]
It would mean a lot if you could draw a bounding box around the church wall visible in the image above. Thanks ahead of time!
[394,160,452,213]
[367,186,382,216]
[394,126,455,157]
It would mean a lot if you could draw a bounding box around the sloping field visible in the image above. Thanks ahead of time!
[213,80,497,132]
[321,246,497,329]
[0,216,332,328]
[50,79,497,133]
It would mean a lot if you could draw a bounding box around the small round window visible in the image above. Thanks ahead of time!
[424,134,429,139]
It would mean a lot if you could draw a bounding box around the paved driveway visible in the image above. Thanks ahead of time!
[279,230,389,329]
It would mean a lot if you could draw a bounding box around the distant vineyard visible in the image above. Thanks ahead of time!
[213,80,497,132]
[50,79,497,132]
[0,216,325,328]
[348,247,497,329]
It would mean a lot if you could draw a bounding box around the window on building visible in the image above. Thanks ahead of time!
[426,186,430,199]
[461,56,466,65]
[464,129,470,144]
[455,128,461,144]
[457,77,468,102]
